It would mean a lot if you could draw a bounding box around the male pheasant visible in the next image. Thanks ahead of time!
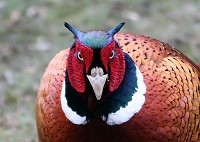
[36,22,200,142]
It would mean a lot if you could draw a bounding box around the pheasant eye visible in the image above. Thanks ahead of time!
[110,50,115,59]
[77,51,83,60]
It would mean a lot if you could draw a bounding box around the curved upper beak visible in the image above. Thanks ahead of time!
[86,67,108,100]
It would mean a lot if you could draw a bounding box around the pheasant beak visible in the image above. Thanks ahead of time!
[86,67,108,100]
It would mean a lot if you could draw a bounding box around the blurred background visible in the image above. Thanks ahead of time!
[0,0,200,141]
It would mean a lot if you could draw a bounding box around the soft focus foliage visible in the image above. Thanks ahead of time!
[0,0,199,141]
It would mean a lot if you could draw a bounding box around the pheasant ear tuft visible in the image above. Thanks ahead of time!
[107,22,125,36]
[64,22,84,39]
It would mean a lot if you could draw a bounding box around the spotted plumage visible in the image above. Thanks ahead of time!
[36,23,200,142]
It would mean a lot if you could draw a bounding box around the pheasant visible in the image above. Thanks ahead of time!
[36,22,200,142]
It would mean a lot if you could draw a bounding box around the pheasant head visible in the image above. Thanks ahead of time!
[61,22,146,125]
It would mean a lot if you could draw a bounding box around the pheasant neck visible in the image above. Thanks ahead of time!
[60,53,146,125]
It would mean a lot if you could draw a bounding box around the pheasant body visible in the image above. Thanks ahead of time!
[36,24,200,142]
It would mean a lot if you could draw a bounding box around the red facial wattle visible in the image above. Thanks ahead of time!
[67,40,93,93]
[101,41,125,92]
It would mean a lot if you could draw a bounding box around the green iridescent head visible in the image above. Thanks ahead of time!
[64,22,125,48]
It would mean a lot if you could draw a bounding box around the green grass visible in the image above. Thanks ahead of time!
[0,0,199,141]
